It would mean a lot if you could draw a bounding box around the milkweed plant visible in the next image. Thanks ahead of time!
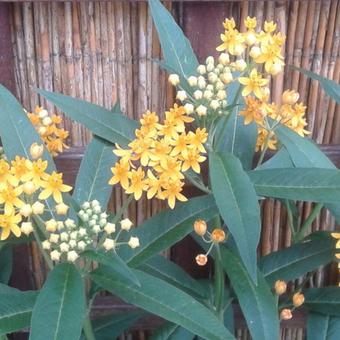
[0,1,340,339]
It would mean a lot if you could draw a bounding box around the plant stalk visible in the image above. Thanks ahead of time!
[83,315,96,340]
[214,244,225,321]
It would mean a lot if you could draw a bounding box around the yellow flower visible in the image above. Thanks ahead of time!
[22,159,48,187]
[0,185,24,215]
[222,18,236,30]
[161,179,187,209]
[149,139,172,167]
[216,29,245,56]
[264,21,277,33]
[165,104,194,129]
[39,171,72,203]
[125,167,147,200]
[154,157,184,181]
[11,156,29,181]
[129,138,155,166]
[146,170,164,199]
[238,68,269,98]
[0,212,22,240]
[0,159,18,189]
[170,133,190,158]
[109,160,130,190]
[239,97,267,125]
[187,128,208,153]
[253,44,285,74]
[181,149,206,173]
[244,16,257,29]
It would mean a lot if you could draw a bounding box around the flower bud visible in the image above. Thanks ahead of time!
[82,201,91,209]
[235,59,247,72]
[217,90,227,100]
[187,76,198,87]
[32,201,45,215]
[38,109,48,119]
[38,126,47,136]
[104,222,116,234]
[45,219,57,232]
[233,44,244,56]
[128,236,140,249]
[282,90,299,105]
[42,240,51,250]
[196,105,207,116]
[274,280,287,295]
[67,250,79,262]
[23,181,36,195]
[215,81,225,90]
[42,116,52,126]
[194,220,207,236]
[78,228,87,237]
[280,309,292,320]
[49,233,60,244]
[93,225,101,233]
[208,72,218,83]
[20,204,32,217]
[211,228,226,243]
[65,218,76,229]
[56,203,69,215]
[50,250,61,261]
[30,143,44,159]
[203,90,213,100]
[21,222,33,236]
[103,238,115,251]
[197,65,206,75]
[220,72,233,84]
[210,100,220,110]
[206,63,215,72]
[77,241,87,251]
[205,56,214,65]
[218,53,230,65]
[292,292,305,307]
[60,242,70,253]
[269,62,283,75]
[195,254,208,266]
[184,103,194,114]
[245,32,257,45]
[176,90,187,102]
[168,74,180,86]
[69,240,77,248]
[193,90,203,100]
[249,46,261,59]
[121,218,133,231]
[60,232,69,241]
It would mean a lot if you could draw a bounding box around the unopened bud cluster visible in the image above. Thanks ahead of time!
[41,200,139,263]
[193,219,227,266]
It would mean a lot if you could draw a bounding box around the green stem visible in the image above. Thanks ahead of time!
[295,203,323,242]
[184,173,211,194]
[32,226,54,270]
[214,244,225,321]
[83,315,96,340]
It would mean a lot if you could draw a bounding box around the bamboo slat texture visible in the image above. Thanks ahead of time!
[4,1,340,339]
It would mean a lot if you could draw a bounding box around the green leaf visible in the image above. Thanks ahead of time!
[73,136,116,209]
[307,312,340,340]
[292,66,340,103]
[214,112,257,171]
[219,247,279,340]
[149,0,198,79]
[92,311,144,340]
[304,287,340,317]
[90,268,234,340]
[0,84,55,171]
[0,245,12,284]
[0,289,38,335]
[209,152,261,282]
[151,321,194,340]
[249,168,340,203]
[259,232,337,285]
[274,124,340,221]
[139,255,207,298]
[36,89,138,147]
[81,250,140,287]
[257,147,293,170]
[30,263,86,340]
[119,195,218,267]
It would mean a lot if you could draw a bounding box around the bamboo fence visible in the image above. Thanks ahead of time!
[5,0,340,339]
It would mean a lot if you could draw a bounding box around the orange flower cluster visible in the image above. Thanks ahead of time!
[27,106,69,156]
[109,104,208,209]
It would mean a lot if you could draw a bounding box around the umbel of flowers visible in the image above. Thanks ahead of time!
[109,105,207,209]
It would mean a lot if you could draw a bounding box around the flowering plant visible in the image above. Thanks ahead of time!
[1,1,340,339]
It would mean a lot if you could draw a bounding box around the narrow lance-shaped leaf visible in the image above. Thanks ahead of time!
[73,136,116,209]
[307,312,340,340]
[259,232,337,285]
[149,0,198,80]
[209,152,261,282]
[90,267,234,340]
[118,195,218,267]
[151,321,195,340]
[0,289,38,336]
[30,263,86,340]
[193,235,279,340]
[249,168,340,203]
[36,89,138,147]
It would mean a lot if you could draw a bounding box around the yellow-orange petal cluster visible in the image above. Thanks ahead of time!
[0,153,72,240]
[109,105,208,209]
[27,106,69,156]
